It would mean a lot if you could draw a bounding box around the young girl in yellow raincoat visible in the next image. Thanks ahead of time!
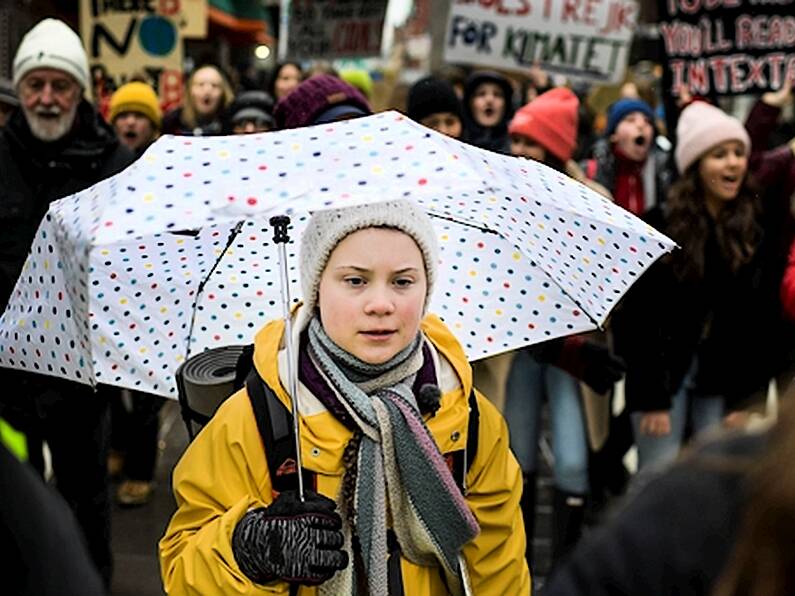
[159,200,530,595]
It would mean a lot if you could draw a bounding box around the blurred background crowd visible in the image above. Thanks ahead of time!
[1,0,795,594]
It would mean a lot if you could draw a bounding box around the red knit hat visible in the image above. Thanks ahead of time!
[508,87,579,162]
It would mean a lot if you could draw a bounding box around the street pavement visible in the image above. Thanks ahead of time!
[111,400,186,596]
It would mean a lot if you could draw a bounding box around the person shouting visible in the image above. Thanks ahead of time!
[613,101,790,470]
[163,64,234,136]
[462,71,515,154]
[109,81,161,155]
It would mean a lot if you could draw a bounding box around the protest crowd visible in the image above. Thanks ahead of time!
[1,0,795,594]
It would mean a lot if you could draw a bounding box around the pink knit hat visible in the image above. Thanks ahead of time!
[508,87,579,162]
[674,101,750,174]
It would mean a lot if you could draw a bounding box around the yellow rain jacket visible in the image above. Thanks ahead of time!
[160,313,530,595]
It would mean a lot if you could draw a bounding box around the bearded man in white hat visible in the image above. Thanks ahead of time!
[0,19,134,587]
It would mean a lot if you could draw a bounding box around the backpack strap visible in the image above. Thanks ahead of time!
[465,388,480,479]
[245,367,314,498]
[447,388,480,495]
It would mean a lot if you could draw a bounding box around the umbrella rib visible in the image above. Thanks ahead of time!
[534,260,604,330]
[185,221,245,358]
[428,211,603,329]
[427,212,499,234]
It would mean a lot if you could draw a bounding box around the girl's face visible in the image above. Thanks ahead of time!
[470,82,505,128]
[510,133,547,163]
[698,140,748,210]
[318,228,427,365]
[420,112,462,139]
[190,67,224,117]
[610,111,654,162]
[274,64,302,100]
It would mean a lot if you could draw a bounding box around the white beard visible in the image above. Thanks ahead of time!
[23,102,78,142]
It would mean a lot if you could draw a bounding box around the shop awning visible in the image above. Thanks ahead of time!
[208,0,275,45]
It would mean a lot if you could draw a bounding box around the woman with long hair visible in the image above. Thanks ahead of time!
[268,61,304,102]
[612,100,789,470]
[162,64,234,136]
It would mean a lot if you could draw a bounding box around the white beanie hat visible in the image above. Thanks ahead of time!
[300,200,439,315]
[675,101,750,174]
[13,19,90,90]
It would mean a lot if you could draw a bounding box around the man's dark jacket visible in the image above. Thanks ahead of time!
[0,100,133,309]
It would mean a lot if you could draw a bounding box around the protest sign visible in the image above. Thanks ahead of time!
[443,0,638,84]
[79,0,192,112]
[660,0,795,96]
[286,0,389,60]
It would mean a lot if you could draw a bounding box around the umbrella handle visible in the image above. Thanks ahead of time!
[269,215,305,502]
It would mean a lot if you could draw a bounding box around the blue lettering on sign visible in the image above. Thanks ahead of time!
[448,15,498,53]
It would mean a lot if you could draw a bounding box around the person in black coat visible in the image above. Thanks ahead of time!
[612,101,789,472]
[0,19,134,587]
[542,426,766,596]
[461,71,515,154]
[0,440,106,596]
[544,396,795,596]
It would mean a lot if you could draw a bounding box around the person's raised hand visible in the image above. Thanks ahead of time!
[762,76,793,108]
[639,411,672,437]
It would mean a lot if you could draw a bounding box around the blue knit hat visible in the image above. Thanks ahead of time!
[606,98,654,136]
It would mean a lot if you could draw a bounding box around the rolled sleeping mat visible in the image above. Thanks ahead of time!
[176,345,248,438]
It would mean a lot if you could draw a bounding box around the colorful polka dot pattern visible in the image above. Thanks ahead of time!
[0,111,675,397]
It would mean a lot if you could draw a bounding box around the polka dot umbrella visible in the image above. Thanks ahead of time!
[0,111,675,398]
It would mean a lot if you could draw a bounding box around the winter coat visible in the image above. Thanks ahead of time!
[159,310,530,595]
[611,203,788,413]
[0,99,133,309]
[0,440,106,595]
[746,99,795,321]
[162,107,225,136]
[543,429,766,596]
[747,100,795,211]
[583,137,674,214]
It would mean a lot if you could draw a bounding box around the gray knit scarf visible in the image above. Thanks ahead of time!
[306,317,480,595]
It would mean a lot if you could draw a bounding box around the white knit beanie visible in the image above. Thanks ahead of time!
[675,101,750,174]
[13,19,90,90]
[300,200,439,315]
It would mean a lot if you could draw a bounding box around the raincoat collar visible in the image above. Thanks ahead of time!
[252,305,471,417]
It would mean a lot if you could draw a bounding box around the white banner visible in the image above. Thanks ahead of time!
[287,0,388,60]
[444,0,638,83]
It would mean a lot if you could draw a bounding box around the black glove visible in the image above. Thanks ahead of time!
[232,490,348,586]
[579,341,626,394]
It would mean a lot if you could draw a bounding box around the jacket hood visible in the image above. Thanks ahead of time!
[252,306,473,412]
[462,71,515,153]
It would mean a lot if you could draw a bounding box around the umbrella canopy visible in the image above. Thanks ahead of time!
[0,111,674,398]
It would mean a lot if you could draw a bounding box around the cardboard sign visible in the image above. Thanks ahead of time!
[443,0,638,83]
[661,0,795,96]
[79,0,190,112]
[286,0,389,59]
